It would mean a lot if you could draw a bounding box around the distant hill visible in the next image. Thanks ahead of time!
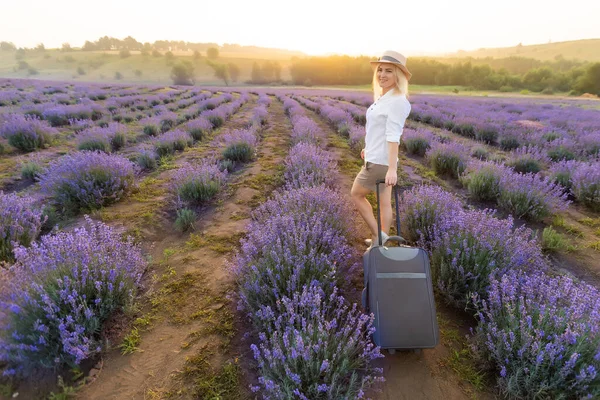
[442,39,600,62]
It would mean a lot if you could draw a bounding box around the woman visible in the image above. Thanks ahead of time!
[350,50,412,248]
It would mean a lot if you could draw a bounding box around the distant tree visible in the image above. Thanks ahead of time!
[152,49,162,57]
[61,43,72,52]
[15,48,26,60]
[114,71,123,80]
[77,66,86,75]
[207,47,219,59]
[574,63,600,96]
[206,60,229,85]
[119,49,131,58]
[134,69,143,77]
[228,62,240,82]
[0,41,16,51]
[17,60,29,70]
[171,61,195,85]
[97,36,115,50]
[193,50,201,61]
[82,41,97,51]
[251,62,263,83]
[35,43,45,52]
[165,51,174,64]
[122,36,142,51]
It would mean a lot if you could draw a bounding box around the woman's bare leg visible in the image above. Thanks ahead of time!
[350,180,378,237]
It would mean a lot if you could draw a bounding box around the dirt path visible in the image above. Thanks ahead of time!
[73,95,291,400]
[301,107,496,400]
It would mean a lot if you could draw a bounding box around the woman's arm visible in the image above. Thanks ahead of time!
[385,141,398,186]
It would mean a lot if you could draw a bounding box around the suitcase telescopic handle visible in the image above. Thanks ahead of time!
[375,179,405,246]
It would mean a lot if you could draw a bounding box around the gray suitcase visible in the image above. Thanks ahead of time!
[362,180,439,353]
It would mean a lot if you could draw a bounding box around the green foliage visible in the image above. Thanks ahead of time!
[462,166,501,202]
[541,226,571,252]
[21,159,44,181]
[471,147,489,160]
[206,47,219,59]
[119,327,141,355]
[574,62,600,96]
[223,143,254,163]
[499,136,520,151]
[175,208,197,232]
[170,61,195,86]
[114,71,123,80]
[403,137,431,156]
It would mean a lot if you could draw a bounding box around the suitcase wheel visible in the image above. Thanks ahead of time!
[388,349,396,355]
[413,349,422,354]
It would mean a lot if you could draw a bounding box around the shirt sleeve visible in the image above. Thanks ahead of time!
[385,97,411,143]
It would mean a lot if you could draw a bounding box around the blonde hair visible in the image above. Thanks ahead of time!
[372,63,409,102]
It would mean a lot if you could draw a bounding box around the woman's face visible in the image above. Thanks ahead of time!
[377,63,396,91]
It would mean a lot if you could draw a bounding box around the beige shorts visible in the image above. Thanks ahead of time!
[354,162,388,192]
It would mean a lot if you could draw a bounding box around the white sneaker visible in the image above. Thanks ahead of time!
[365,232,389,249]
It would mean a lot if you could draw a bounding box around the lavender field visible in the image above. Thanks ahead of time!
[0,77,599,399]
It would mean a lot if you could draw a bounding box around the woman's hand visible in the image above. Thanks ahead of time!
[360,148,365,160]
[385,169,397,186]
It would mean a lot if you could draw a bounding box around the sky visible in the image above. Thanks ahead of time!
[1,0,599,56]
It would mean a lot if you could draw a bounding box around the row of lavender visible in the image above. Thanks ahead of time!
[1,91,253,264]
[292,92,599,214]
[232,95,383,399]
[285,90,600,397]
[322,92,600,211]
[0,85,223,155]
[400,184,600,398]
[401,127,599,214]
[0,93,265,377]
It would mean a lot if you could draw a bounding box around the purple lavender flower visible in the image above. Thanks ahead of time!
[38,151,138,213]
[0,216,146,374]
[570,161,600,211]
[473,269,600,398]
[0,192,46,262]
[170,160,227,206]
[0,114,57,152]
[250,284,384,399]
[284,143,336,189]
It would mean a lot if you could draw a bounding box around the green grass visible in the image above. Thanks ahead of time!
[119,327,142,355]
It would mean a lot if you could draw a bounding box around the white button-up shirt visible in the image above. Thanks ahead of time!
[364,89,411,166]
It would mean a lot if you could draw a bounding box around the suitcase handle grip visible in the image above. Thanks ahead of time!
[375,179,402,246]
[383,235,406,245]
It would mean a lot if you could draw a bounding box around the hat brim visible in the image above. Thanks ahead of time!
[370,60,412,81]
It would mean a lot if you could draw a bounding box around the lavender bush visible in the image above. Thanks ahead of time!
[0,216,146,374]
[222,128,257,163]
[548,159,582,191]
[153,129,193,157]
[426,142,469,178]
[571,161,600,211]
[0,192,46,262]
[185,117,212,141]
[284,143,336,189]
[252,186,356,241]
[0,114,57,152]
[170,161,227,206]
[234,211,358,318]
[460,161,509,202]
[400,128,435,156]
[38,151,137,213]
[429,209,547,308]
[498,172,569,220]
[473,270,600,399]
[250,284,384,399]
[400,185,463,244]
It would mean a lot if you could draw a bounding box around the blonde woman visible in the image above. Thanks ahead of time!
[350,50,412,248]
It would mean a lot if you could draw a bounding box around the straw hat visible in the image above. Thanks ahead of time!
[370,50,412,81]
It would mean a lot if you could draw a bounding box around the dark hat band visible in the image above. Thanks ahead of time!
[379,55,401,63]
